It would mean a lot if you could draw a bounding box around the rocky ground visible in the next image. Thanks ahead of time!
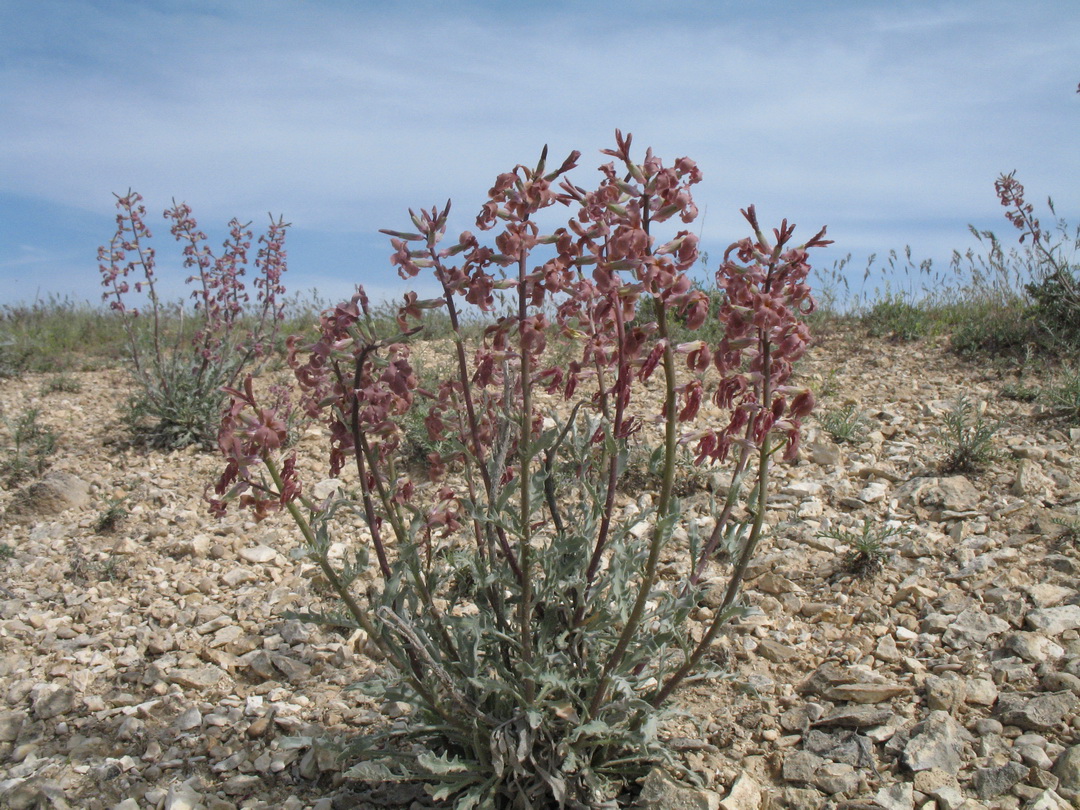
[0,329,1078,810]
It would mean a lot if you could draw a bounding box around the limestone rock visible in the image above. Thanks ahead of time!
[997,691,1079,732]
[1052,745,1080,793]
[944,608,1010,647]
[925,676,967,713]
[720,773,762,810]
[903,711,967,774]
[1026,606,1080,636]
[32,684,75,720]
[5,471,90,522]
[875,781,914,810]
[635,768,720,810]
[972,761,1028,799]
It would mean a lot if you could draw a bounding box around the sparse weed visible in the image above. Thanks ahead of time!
[66,543,127,583]
[818,403,870,444]
[619,442,710,499]
[864,295,929,341]
[1000,382,1039,403]
[94,499,129,533]
[1046,367,1080,422]
[40,373,83,395]
[937,394,1001,474]
[1052,516,1080,543]
[815,367,842,400]
[820,518,905,579]
[1,408,58,487]
[0,543,14,561]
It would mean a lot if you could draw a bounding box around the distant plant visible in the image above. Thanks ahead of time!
[1,408,58,487]
[820,518,905,579]
[1000,382,1039,403]
[66,542,126,583]
[209,132,828,808]
[1052,516,1080,545]
[995,172,1080,349]
[94,499,128,533]
[818,403,869,444]
[98,192,289,449]
[937,394,1001,473]
[619,442,710,499]
[1046,366,1080,423]
[0,543,14,561]
[815,367,842,400]
[40,373,83,395]
[863,294,929,341]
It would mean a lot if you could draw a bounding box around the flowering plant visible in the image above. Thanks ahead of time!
[994,172,1080,343]
[212,132,827,807]
[99,192,288,448]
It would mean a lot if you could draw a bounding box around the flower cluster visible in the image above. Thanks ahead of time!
[694,206,830,465]
[98,191,156,316]
[210,376,298,520]
[995,172,1042,245]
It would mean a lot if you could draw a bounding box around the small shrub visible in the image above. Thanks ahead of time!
[98,192,289,449]
[95,499,128,533]
[818,403,869,444]
[41,373,83,395]
[994,172,1080,353]
[208,132,828,808]
[0,543,14,561]
[1052,516,1080,545]
[815,367,842,400]
[1000,382,1039,403]
[864,295,929,341]
[820,518,905,579]
[619,443,710,499]
[1,408,58,487]
[950,302,1039,358]
[937,394,1001,473]
[1046,367,1080,422]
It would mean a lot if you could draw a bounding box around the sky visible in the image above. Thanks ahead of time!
[1,0,1077,311]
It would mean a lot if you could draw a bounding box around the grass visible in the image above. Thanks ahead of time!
[1,408,58,487]
[819,518,907,579]
[937,394,1001,474]
[817,404,870,444]
[1047,367,1080,423]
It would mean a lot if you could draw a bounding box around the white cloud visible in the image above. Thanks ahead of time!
[1,0,1078,307]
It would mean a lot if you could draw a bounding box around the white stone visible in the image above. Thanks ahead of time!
[239,545,279,564]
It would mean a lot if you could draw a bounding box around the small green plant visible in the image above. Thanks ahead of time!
[820,518,905,579]
[619,442,709,499]
[1,408,58,487]
[66,543,127,583]
[0,543,14,561]
[937,394,1001,474]
[1046,367,1080,422]
[818,403,869,444]
[815,367,842,400]
[96,553,127,583]
[863,294,929,341]
[40,373,83,395]
[1052,516,1080,545]
[1000,382,1039,402]
[94,499,129,533]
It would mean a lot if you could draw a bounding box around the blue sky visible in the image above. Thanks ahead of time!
[1,0,1077,310]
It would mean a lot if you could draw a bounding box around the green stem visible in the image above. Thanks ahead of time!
[589,285,679,718]
[517,247,535,704]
